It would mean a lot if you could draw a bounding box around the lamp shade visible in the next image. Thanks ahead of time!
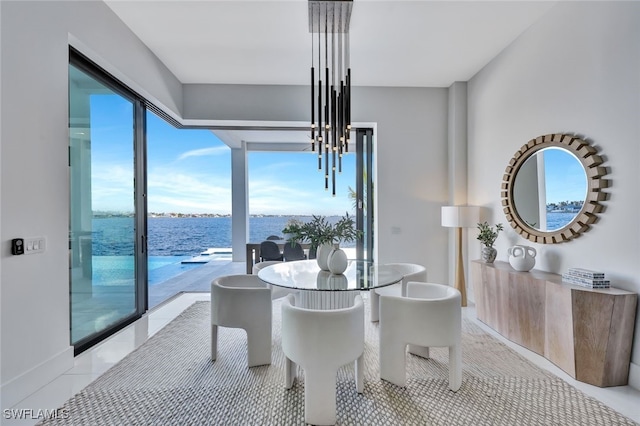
[441,206,480,228]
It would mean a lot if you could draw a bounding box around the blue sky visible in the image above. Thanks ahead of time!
[542,148,586,204]
[90,95,355,216]
[89,96,585,215]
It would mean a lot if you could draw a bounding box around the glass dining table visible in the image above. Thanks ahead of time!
[257,259,403,309]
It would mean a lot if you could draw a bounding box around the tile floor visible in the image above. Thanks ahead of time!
[3,293,211,426]
[5,286,640,425]
[68,256,244,347]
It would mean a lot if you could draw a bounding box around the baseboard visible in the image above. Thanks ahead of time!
[1,346,74,409]
[628,362,640,390]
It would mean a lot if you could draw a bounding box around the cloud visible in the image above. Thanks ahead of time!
[177,146,228,161]
[88,157,353,215]
[248,177,353,216]
[91,164,136,211]
[147,170,231,213]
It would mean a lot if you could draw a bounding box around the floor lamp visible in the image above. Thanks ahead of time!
[441,206,480,307]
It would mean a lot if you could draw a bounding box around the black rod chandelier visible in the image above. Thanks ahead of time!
[309,0,352,196]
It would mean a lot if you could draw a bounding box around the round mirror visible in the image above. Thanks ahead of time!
[502,134,608,244]
[513,147,587,232]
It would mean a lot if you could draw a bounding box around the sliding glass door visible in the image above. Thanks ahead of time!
[69,50,146,354]
[356,128,374,261]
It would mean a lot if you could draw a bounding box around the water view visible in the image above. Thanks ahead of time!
[90,211,572,287]
[546,211,577,230]
[92,215,352,255]
[90,215,354,286]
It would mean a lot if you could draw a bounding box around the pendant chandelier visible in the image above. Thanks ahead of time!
[309,0,353,196]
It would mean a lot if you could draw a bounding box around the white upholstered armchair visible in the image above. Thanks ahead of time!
[379,282,462,391]
[252,260,298,300]
[370,262,427,322]
[281,294,365,425]
[211,274,272,367]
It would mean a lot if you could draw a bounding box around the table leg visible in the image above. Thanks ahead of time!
[246,245,253,274]
[254,248,261,271]
[295,290,359,309]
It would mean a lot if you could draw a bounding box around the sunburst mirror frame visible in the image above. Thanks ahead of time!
[501,133,609,244]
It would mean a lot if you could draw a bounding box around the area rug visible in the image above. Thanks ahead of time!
[39,300,636,425]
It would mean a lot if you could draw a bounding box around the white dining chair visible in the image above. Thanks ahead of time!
[211,274,272,367]
[252,260,282,275]
[379,282,462,391]
[281,294,365,425]
[252,260,298,300]
[370,262,427,322]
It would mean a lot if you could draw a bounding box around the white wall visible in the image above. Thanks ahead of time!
[356,87,449,275]
[183,85,450,281]
[0,0,181,407]
[467,1,640,385]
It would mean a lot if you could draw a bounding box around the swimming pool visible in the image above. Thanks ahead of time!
[91,256,205,287]
[148,256,203,286]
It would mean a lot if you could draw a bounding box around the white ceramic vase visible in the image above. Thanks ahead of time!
[508,245,537,272]
[326,272,348,289]
[316,270,332,289]
[316,243,334,271]
[327,247,348,275]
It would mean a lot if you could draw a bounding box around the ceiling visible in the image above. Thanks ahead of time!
[104,0,557,146]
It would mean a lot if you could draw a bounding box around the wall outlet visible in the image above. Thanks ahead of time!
[24,237,46,254]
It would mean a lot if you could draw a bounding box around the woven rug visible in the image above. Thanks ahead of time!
[39,300,636,426]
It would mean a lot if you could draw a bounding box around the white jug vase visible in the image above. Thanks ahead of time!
[508,245,537,272]
[327,247,348,275]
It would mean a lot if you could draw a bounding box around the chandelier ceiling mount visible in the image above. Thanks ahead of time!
[308,0,353,196]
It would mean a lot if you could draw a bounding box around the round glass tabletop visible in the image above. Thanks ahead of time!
[258,259,403,291]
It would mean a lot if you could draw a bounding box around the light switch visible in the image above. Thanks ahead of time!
[24,237,46,254]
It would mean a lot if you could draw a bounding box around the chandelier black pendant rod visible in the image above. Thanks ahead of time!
[331,7,336,196]
[310,6,315,152]
[338,26,342,175]
[309,0,353,196]
[345,21,350,154]
[324,10,330,191]
[317,5,323,171]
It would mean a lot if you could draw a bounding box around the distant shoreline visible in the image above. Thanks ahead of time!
[92,215,355,257]
[92,212,341,219]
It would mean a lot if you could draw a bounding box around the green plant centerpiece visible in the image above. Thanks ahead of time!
[332,213,362,246]
[282,215,334,258]
[477,221,504,263]
[282,217,304,241]
[282,213,361,271]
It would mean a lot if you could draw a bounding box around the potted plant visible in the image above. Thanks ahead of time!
[282,218,304,241]
[477,221,504,263]
[332,212,361,245]
[282,213,362,272]
[324,213,362,273]
[282,215,335,259]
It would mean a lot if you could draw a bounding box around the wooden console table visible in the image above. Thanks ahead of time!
[471,260,637,387]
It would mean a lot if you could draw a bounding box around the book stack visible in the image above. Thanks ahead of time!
[562,267,610,289]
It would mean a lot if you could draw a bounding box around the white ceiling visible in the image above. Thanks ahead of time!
[104,0,557,146]
[105,0,556,87]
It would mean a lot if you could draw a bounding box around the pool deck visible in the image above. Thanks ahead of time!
[149,247,358,309]
[181,247,232,264]
[149,259,245,308]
